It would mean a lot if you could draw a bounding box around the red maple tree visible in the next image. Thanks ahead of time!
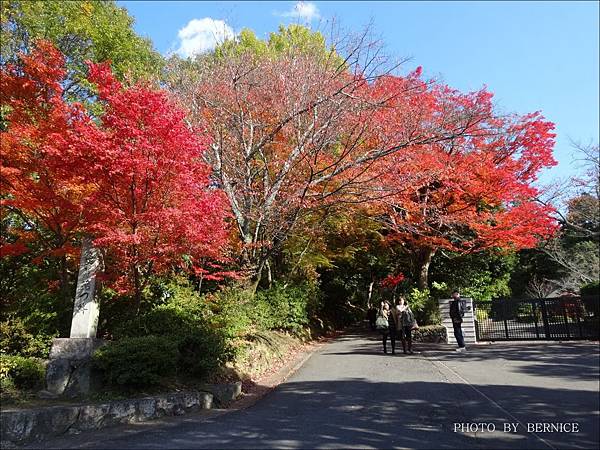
[82,62,230,305]
[1,41,230,305]
[1,41,94,291]
[370,76,559,288]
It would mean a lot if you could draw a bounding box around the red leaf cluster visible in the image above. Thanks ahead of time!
[380,272,405,288]
[1,42,230,295]
[370,74,559,255]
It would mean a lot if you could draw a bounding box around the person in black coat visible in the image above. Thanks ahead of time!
[449,290,466,352]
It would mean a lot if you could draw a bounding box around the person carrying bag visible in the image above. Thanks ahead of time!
[397,297,417,355]
[378,301,397,354]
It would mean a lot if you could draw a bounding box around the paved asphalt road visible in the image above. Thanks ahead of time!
[37,330,599,449]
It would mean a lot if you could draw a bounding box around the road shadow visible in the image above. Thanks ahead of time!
[37,378,599,449]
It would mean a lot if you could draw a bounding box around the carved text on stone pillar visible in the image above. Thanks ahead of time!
[70,237,101,338]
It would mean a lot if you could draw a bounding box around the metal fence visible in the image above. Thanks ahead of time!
[473,296,599,341]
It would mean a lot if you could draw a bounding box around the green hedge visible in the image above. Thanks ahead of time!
[93,336,178,387]
[0,354,46,389]
[92,279,322,388]
[0,319,55,358]
[253,282,317,333]
[176,330,230,378]
[206,282,318,337]
[109,278,233,378]
[93,331,230,388]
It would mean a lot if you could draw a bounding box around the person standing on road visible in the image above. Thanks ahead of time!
[449,290,466,352]
[378,301,397,354]
[397,297,416,354]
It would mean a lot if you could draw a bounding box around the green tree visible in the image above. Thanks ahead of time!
[429,250,518,301]
[214,24,344,66]
[1,0,162,96]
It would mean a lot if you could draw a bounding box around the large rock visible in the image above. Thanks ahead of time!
[135,398,157,421]
[201,381,242,407]
[76,403,112,431]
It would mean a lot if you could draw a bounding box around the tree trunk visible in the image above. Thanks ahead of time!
[197,272,204,292]
[265,259,273,289]
[59,254,70,301]
[247,258,266,295]
[133,266,142,315]
[417,248,436,290]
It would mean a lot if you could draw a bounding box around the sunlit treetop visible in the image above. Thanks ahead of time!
[1,0,163,96]
[213,24,345,67]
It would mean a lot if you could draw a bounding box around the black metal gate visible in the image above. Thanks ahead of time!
[474,296,599,341]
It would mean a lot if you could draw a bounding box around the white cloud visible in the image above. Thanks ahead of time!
[279,2,320,21]
[174,18,235,58]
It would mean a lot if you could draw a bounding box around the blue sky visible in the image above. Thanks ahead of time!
[119,1,599,185]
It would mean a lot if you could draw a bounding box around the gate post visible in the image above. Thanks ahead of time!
[540,299,551,339]
[561,299,571,338]
[474,301,480,341]
[439,298,476,345]
[503,300,510,339]
[532,301,541,339]
[575,298,584,338]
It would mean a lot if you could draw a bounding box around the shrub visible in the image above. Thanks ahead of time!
[204,287,254,340]
[476,308,489,322]
[113,304,198,339]
[0,318,55,358]
[109,280,240,380]
[111,278,212,340]
[93,336,178,387]
[177,329,229,378]
[0,355,46,389]
[1,376,16,394]
[406,288,441,325]
[203,282,318,337]
[412,325,447,343]
[254,282,317,333]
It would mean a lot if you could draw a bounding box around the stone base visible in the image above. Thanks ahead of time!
[42,338,105,398]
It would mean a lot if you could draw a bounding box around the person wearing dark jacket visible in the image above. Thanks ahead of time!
[449,290,466,352]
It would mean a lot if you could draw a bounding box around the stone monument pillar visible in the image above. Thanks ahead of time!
[40,237,105,398]
[70,237,101,338]
[438,297,477,346]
